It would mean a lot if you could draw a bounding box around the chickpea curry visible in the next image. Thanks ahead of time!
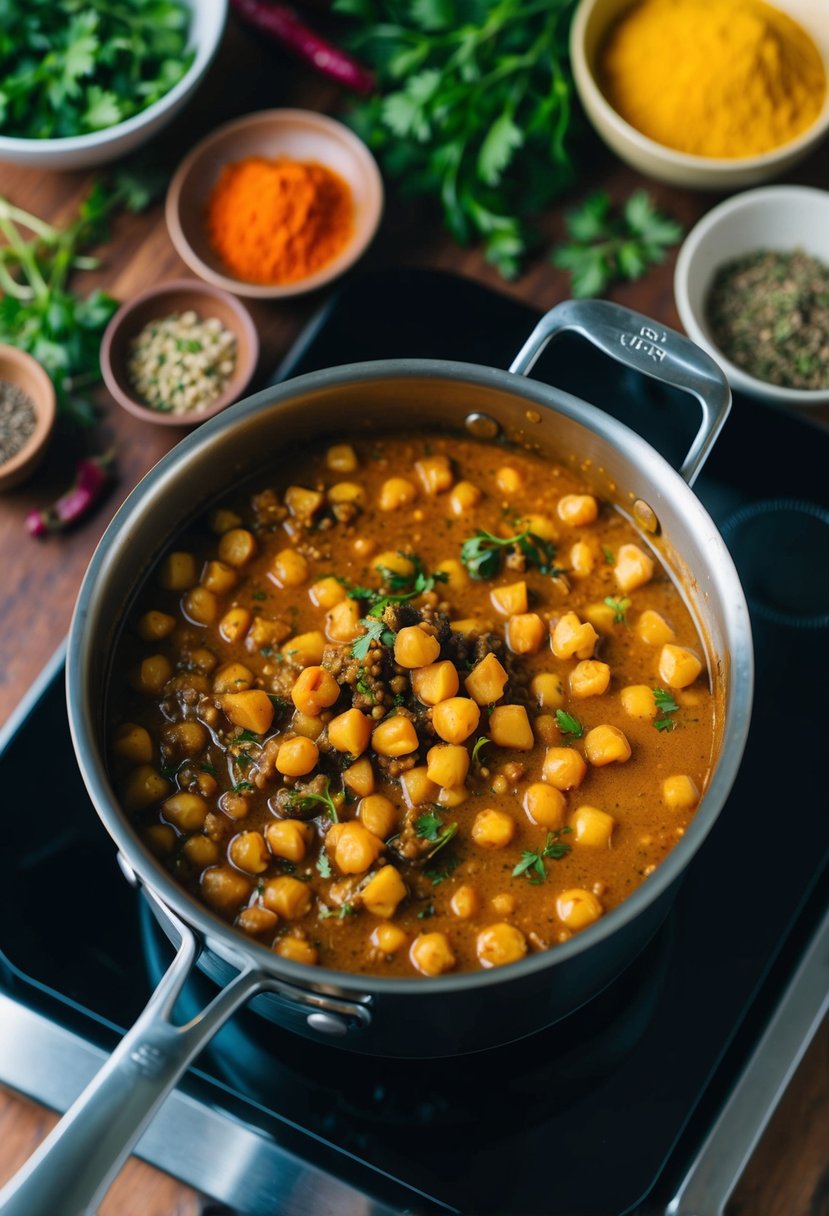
[109,433,716,979]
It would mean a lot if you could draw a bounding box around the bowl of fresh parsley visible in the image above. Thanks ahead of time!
[0,0,227,170]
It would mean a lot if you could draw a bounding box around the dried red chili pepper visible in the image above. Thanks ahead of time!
[26,451,116,538]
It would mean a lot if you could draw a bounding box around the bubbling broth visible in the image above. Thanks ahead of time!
[108,432,715,978]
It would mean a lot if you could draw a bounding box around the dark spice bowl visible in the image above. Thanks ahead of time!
[674,186,829,409]
[100,279,259,427]
[0,344,56,491]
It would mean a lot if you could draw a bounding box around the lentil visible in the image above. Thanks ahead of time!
[0,380,36,466]
[127,311,237,416]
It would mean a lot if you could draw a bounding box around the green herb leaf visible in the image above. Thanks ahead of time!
[471,736,491,766]
[653,687,680,732]
[460,528,560,580]
[316,851,333,879]
[233,781,254,793]
[415,810,443,841]
[555,709,584,740]
[319,902,356,920]
[425,854,460,886]
[604,595,631,624]
[285,777,339,823]
[417,904,436,920]
[512,829,572,882]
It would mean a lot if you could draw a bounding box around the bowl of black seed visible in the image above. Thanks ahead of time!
[0,344,56,491]
[674,184,829,409]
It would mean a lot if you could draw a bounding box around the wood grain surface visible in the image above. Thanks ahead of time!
[0,16,826,1216]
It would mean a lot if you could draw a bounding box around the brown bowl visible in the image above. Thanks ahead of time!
[165,109,384,299]
[0,345,57,491]
[101,279,259,427]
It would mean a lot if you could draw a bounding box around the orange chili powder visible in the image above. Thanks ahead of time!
[206,156,353,285]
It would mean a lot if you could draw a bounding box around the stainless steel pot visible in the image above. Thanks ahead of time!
[0,300,753,1216]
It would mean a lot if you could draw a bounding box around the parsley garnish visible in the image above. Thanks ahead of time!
[235,752,252,770]
[267,695,291,713]
[237,730,261,745]
[415,810,443,841]
[351,616,396,661]
[555,709,584,740]
[417,904,436,920]
[233,781,254,793]
[319,903,356,920]
[425,855,460,886]
[604,595,631,625]
[603,547,615,565]
[460,528,562,580]
[285,776,339,823]
[653,687,680,732]
[316,851,333,879]
[512,828,573,883]
[348,554,447,659]
[471,736,491,767]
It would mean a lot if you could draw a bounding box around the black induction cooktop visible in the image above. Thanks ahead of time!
[1,269,827,1216]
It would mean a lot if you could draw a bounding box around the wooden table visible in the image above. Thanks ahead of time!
[0,17,827,1216]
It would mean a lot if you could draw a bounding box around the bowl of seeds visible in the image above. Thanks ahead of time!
[101,279,259,427]
[0,344,56,491]
[674,185,829,408]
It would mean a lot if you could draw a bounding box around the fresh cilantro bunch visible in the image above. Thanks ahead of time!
[0,0,194,139]
[335,0,578,277]
[460,528,563,580]
[552,190,683,297]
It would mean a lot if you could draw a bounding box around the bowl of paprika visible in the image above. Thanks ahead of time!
[165,108,384,298]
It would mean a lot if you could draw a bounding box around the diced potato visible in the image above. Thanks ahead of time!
[210,509,242,535]
[530,673,565,710]
[488,704,534,751]
[158,551,197,591]
[310,576,346,610]
[112,723,153,767]
[394,625,441,669]
[372,715,419,756]
[523,782,566,828]
[274,936,318,965]
[471,809,516,849]
[361,865,407,918]
[373,550,414,578]
[379,477,416,511]
[357,794,398,838]
[412,660,460,706]
[614,543,654,593]
[326,598,365,644]
[572,805,615,848]
[183,586,218,626]
[464,653,508,705]
[276,735,319,776]
[477,923,527,968]
[569,541,595,579]
[246,616,291,652]
[449,618,487,636]
[551,612,598,660]
[137,610,176,641]
[291,666,340,716]
[426,743,469,789]
[213,662,254,693]
[449,480,481,515]
[400,765,439,808]
[218,529,258,569]
[490,581,528,617]
[265,819,314,862]
[284,485,325,519]
[520,513,557,541]
[495,466,523,495]
[328,708,372,756]
[435,559,468,592]
[371,923,408,954]
[584,724,631,766]
[410,932,456,976]
[507,612,546,655]
[328,481,366,507]
[583,602,617,634]
[432,697,480,744]
[282,631,325,668]
[230,830,271,874]
[138,654,172,695]
[658,644,703,689]
[219,606,251,643]
[542,747,587,790]
[451,885,480,919]
[570,659,611,698]
[637,609,676,646]
[557,494,598,526]
[222,690,275,735]
[201,866,252,912]
[201,560,237,595]
[557,888,603,930]
[343,756,375,798]
[620,685,657,719]
[271,548,309,588]
[331,821,384,875]
[662,775,700,809]
[326,443,358,473]
[415,455,453,495]
[263,876,313,919]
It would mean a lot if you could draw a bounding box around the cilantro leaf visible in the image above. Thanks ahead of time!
[285,776,339,823]
[653,687,680,732]
[471,736,491,766]
[415,810,443,841]
[555,710,584,740]
[604,595,631,625]
[460,528,560,580]
[512,829,573,883]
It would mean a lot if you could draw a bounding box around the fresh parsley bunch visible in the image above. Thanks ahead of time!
[336,0,578,277]
[0,0,193,139]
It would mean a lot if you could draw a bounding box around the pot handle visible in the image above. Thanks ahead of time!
[0,897,266,1216]
[509,298,731,486]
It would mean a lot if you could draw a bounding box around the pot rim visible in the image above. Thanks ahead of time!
[68,357,754,998]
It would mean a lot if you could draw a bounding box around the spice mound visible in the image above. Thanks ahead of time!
[128,311,237,416]
[0,380,36,468]
[706,249,829,391]
[599,0,826,159]
[206,156,353,285]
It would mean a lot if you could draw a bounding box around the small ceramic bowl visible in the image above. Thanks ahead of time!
[165,109,384,299]
[674,186,829,408]
[570,0,829,190]
[0,345,56,491]
[101,280,259,426]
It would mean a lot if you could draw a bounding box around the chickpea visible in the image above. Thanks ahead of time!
[507,612,546,655]
[162,792,209,833]
[326,443,358,473]
[490,581,528,617]
[201,560,237,596]
[530,673,566,710]
[557,494,598,526]
[210,509,242,534]
[394,625,441,669]
[464,654,508,706]
[183,834,220,869]
[229,831,270,874]
[328,708,373,756]
[219,606,251,643]
[328,481,366,507]
[291,666,341,716]
[274,936,318,965]
[437,785,468,809]
[213,662,254,693]
[542,747,587,790]
[201,866,252,912]
[413,660,460,706]
[218,529,257,569]
[415,455,453,495]
[121,765,171,811]
[158,551,197,591]
[492,893,516,916]
[332,821,384,875]
[614,543,654,593]
[488,705,534,751]
[471,809,516,849]
[343,756,376,798]
[620,685,657,719]
[326,598,364,644]
[534,714,559,746]
[373,550,414,578]
[432,697,480,744]
[265,819,314,862]
[658,644,703,689]
[569,541,595,579]
[137,610,176,641]
[662,775,700,809]
[426,743,469,789]
[523,782,566,828]
[272,548,309,588]
[112,722,153,767]
[570,660,611,698]
[400,765,439,808]
[263,876,313,919]
[434,559,468,592]
[358,794,398,839]
[276,736,319,777]
[584,724,632,766]
[551,612,598,660]
[144,824,176,856]
[138,654,172,695]
[310,576,346,610]
[571,805,615,848]
[371,715,419,757]
[379,477,416,511]
[449,481,481,516]
[520,513,557,541]
[557,888,603,930]
[495,466,523,495]
[282,631,325,668]
[410,932,456,976]
[637,609,676,646]
[361,865,407,918]
[451,885,480,919]
[477,923,527,968]
[371,923,408,955]
[237,906,279,936]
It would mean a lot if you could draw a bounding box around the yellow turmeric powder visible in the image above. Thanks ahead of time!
[206,156,353,284]
[599,0,826,159]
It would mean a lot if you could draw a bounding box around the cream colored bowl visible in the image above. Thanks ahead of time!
[570,0,829,189]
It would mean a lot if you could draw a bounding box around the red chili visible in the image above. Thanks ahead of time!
[230,0,375,95]
[26,451,116,538]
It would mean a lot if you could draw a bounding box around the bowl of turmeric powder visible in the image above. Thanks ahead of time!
[166,109,384,298]
[570,0,829,189]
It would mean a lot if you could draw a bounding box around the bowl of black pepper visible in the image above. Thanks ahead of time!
[0,344,56,491]
[674,185,829,408]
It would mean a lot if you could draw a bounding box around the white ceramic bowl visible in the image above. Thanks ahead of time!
[0,0,226,170]
[674,186,829,407]
[570,0,829,189]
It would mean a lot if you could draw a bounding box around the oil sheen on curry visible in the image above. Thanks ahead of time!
[109,433,715,979]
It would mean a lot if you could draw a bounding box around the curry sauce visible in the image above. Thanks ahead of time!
[108,432,715,978]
